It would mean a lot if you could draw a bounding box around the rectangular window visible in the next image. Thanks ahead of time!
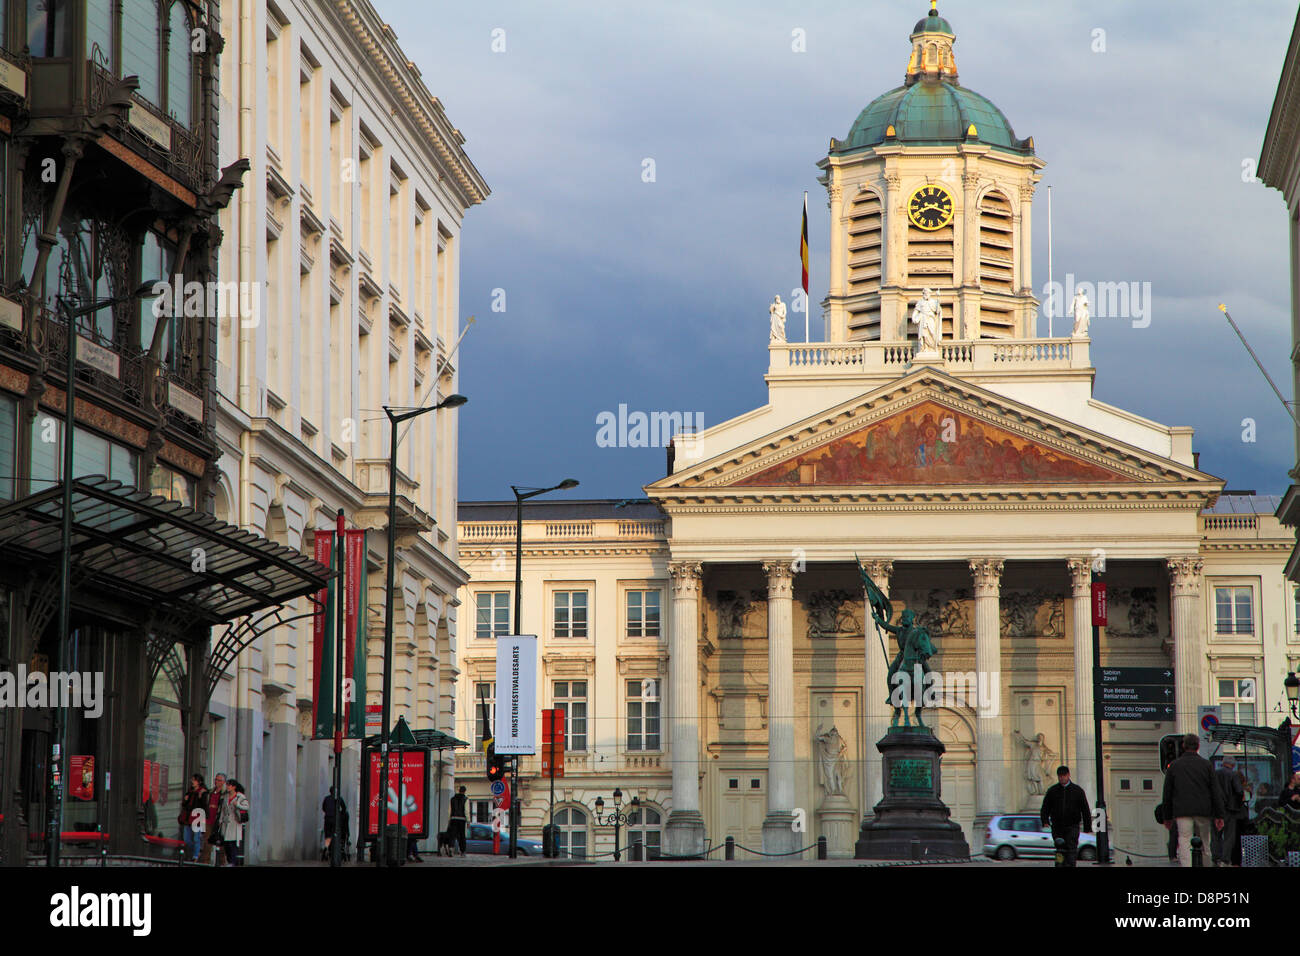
[0,393,15,501]
[475,592,510,640]
[473,681,495,748]
[87,0,115,68]
[626,589,661,637]
[28,418,139,492]
[553,590,588,638]
[1214,586,1254,636]
[150,464,194,506]
[626,678,660,751]
[1294,587,1299,635]
[553,680,587,752]
[470,800,492,824]
[1216,678,1256,726]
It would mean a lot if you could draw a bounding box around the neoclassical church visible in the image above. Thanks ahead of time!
[456,3,1293,862]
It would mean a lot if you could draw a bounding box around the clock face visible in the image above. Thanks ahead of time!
[907,184,955,231]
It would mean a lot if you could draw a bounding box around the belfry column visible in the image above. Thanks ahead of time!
[861,560,893,814]
[665,561,705,856]
[970,558,1005,838]
[1168,557,1204,736]
[762,560,798,854]
[1067,558,1096,801]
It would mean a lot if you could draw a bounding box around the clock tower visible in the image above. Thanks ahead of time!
[819,2,1045,344]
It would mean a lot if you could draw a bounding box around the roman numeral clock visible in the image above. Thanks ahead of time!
[907,185,955,230]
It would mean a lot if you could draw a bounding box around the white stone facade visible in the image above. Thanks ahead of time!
[207,0,487,862]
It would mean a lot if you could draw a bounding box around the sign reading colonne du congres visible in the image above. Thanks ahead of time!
[494,636,537,754]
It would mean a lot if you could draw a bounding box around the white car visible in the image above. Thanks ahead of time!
[983,814,1098,861]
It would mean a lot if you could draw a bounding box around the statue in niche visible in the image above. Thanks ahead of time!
[1108,587,1158,638]
[1013,730,1056,797]
[716,590,755,639]
[769,295,787,343]
[815,723,849,796]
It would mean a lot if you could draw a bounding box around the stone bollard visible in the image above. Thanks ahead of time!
[1191,835,1204,867]
[817,835,827,860]
[725,835,735,860]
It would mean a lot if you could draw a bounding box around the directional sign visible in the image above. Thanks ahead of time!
[1094,667,1174,686]
[1098,684,1176,704]
[1100,702,1176,722]
[490,780,505,797]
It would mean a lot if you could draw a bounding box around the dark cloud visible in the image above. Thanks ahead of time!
[377,0,1296,498]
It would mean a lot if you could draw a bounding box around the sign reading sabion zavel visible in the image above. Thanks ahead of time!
[494,635,537,754]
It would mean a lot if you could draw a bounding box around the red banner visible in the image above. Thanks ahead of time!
[142,760,152,802]
[70,755,94,801]
[312,529,369,739]
[1091,581,1107,627]
[540,709,564,777]
[152,762,164,806]
[365,750,428,838]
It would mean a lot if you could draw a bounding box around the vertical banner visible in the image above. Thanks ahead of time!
[345,530,367,738]
[312,531,336,739]
[1091,581,1107,627]
[312,529,369,739]
[494,635,538,754]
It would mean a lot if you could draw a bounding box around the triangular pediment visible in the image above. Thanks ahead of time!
[648,370,1219,501]
[734,398,1125,486]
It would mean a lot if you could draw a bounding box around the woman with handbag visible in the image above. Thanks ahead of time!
[217,778,251,866]
[179,774,209,862]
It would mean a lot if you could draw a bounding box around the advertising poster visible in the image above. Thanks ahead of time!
[364,749,428,838]
[70,755,94,801]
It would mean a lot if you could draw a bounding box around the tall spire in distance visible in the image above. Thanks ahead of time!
[905,1,958,86]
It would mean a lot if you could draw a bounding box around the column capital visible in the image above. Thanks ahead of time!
[860,559,894,585]
[969,558,1004,595]
[763,560,794,599]
[668,561,703,596]
[1166,556,1204,596]
[1067,557,1092,594]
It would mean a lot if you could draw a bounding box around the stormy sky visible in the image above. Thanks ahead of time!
[376,0,1298,502]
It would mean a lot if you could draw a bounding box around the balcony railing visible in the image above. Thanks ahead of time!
[460,517,669,543]
[768,336,1090,377]
[88,62,206,194]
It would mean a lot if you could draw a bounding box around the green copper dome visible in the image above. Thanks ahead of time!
[912,12,953,35]
[835,81,1034,155]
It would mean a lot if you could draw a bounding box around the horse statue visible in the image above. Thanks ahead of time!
[858,558,937,730]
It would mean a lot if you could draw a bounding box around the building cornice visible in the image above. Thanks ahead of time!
[331,0,489,208]
[1261,7,1300,197]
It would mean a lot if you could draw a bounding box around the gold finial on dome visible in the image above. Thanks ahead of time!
[906,1,958,85]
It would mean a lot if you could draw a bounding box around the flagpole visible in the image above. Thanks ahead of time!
[804,191,810,342]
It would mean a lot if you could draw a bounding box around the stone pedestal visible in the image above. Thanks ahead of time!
[761,811,800,856]
[855,728,970,861]
[816,793,857,859]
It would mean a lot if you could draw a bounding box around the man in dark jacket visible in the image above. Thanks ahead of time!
[448,785,469,857]
[1211,755,1245,866]
[1161,734,1225,867]
[1040,765,1092,866]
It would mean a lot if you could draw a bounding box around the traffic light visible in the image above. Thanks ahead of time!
[486,739,504,782]
[1158,734,1180,773]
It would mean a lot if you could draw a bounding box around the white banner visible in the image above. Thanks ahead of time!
[495,635,537,754]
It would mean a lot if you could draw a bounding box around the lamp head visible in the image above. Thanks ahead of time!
[557,478,579,490]
[438,393,468,410]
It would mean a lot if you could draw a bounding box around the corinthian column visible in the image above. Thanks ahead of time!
[761,560,798,854]
[970,558,1005,837]
[861,560,893,814]
[1167,557,1204,736]
[1067,558,1096,801]
[665,561,705,856]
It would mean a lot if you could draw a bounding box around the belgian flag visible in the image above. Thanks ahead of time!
[800,193,810,301]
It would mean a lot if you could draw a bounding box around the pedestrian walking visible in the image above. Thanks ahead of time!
[322,787,345,860]
[202,772,226,864]
[179,774,209,862]
[448,785,469,856]
[1211,755,1245,866]
[1040,765,1092,866]
[218,777,250,866]
[1161,733,1225,867]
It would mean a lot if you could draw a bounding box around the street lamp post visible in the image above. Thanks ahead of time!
[1285,671,1299,718]
[509,478,578,859]
[593,788,640,861]
[376,394,467,868]
[47,282,158,867]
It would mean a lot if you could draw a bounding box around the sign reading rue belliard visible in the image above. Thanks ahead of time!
[494,635,537,754]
